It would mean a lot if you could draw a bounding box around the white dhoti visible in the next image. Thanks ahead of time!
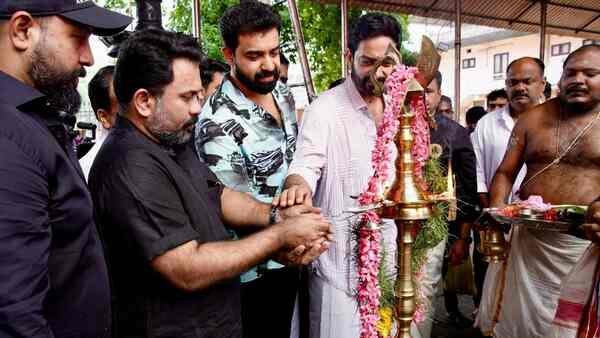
[412,239,447,338]
[476,226,590,338]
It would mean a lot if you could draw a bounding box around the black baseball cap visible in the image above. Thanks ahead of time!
[0,1,132,36]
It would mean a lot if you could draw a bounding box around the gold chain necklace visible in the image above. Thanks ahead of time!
[555,109,600,161]
[520,109,600,190]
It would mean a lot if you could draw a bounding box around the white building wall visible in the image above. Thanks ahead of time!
[438,33,589,117]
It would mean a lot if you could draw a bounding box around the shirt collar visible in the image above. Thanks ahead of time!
[0,71,45,109]
[497,105,515,129]
[219,74,251,106]
[114,115,177,155]
[344,78,368,112]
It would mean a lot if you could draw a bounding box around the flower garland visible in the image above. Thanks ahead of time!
[355,64,447,338]
[409,95,431,183]
[356,65,420,338]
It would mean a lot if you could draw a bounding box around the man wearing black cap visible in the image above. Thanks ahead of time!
[0,1,131,337]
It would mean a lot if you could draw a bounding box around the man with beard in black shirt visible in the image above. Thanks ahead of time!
[90,29,332,338]
[0,1,131,337]
[425,70,479,329]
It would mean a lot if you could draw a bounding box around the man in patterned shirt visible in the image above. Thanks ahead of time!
[195,2,308,338]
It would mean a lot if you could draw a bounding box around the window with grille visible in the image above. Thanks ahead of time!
[462,58,476,69]
[583,39,600,46]
[551,42,571,56]
[493,52,509,78]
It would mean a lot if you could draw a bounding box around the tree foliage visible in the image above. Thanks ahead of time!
[102,0,416,93]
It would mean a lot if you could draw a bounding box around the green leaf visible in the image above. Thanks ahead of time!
[102,0,414,93]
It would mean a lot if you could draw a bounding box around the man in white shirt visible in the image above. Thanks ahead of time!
[471,60,542,313]
[473,57,566,337]
[79,65,118,180]
[472,58,546,210]
[486,89,508,113]
[471,103,527,208]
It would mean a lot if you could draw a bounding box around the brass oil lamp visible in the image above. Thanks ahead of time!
[475,210,509,262]
[478,226,509,262]
[360,36,443,338]
[376,79,432,338]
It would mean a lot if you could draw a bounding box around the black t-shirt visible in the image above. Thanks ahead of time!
[89,117,241,338]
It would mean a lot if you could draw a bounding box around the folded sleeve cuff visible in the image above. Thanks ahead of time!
[145,227,201,261]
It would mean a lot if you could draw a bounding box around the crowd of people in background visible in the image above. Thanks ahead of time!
[1,1,600,338]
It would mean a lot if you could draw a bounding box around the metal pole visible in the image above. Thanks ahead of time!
[287,0,316,102]
[135,0,163,31]
[341,0,348,78]
[540,0,547,62]
[192,0,202,43]
[454,0,461,122]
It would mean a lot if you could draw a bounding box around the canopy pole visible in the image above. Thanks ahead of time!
[135,0,163,30]
[192,0,202,45]
[454,0,461,122]
[540,0,547,62]
[287,0,316,102]
[341,0,348,78]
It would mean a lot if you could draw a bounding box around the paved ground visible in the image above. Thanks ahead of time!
[430,293,487,338]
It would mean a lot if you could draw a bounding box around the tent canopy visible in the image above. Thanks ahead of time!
[311,0,600,40]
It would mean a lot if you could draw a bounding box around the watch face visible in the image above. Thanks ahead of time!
[269,206,279,225]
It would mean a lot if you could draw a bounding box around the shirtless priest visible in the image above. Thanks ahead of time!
[477,45,600,337]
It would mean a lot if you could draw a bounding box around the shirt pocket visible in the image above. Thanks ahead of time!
[339,156,363,203]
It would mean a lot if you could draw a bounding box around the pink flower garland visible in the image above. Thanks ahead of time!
[356,65,421,338]
[357,214,383,338]
[410,96,430,183]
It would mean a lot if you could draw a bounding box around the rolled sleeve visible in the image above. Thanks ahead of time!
[287,103,328,193]
[0,137,54,338]
[471,126,488,193]
[104,151,201,261]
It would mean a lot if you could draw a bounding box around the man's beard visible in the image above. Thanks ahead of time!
[234,61,279,94]
[28,43,84,116]
[147,100,198,148]
[351,65,386,97]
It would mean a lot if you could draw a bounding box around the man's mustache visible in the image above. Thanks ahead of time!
[255,69,278,80]
[566,85,588,95]
[512,91,529,99]
[182,115,198,129]
[78,67,86,78]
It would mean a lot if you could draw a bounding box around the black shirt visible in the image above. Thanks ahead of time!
[0,71,111,337]
[89,117,242,338]
[430,113,479,229]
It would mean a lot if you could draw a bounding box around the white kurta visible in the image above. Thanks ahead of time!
[288,80,444,338]
[470,106,526,202]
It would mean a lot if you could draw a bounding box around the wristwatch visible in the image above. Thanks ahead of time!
[269,205,282,225]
